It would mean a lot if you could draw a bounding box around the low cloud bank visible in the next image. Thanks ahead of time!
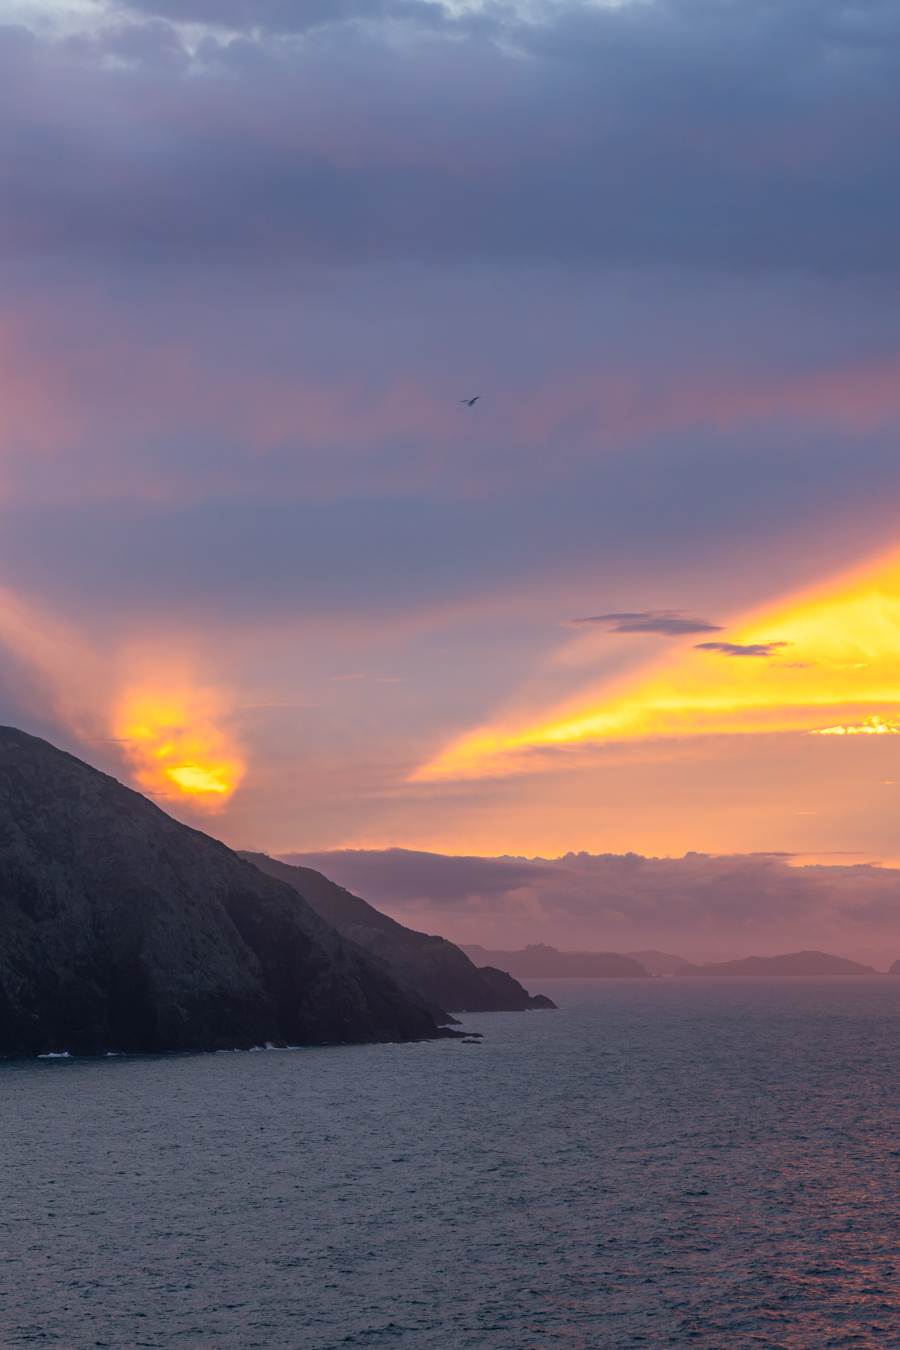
[282,848,900,967]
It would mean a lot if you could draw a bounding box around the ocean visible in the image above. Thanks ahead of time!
[2,977,898,1348]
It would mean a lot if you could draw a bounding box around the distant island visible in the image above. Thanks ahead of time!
[0,726,451,1057]
[624,950,691,976]
[462,943,651,978]
[675,951,877,977]
[241,853,555,1016]
[460,944,880,978]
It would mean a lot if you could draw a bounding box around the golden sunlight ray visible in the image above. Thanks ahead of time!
[414,548,900,781]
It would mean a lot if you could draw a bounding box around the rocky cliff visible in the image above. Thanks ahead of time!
[240,853,555,1015]
[0,727,443,1057]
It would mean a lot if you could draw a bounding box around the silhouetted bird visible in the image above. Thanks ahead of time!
[460,395,481,407]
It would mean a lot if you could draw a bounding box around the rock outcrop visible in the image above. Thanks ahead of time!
[0,727,444,1057]
[240,853,555,1015]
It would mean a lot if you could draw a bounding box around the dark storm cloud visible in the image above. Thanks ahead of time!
[572,611,722,636]
[4,1,900,274]
[695,641,790,657]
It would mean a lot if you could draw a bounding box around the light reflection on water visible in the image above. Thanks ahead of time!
[2,977,898,1348]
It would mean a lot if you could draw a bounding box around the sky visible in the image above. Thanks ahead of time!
[4,0,900,953]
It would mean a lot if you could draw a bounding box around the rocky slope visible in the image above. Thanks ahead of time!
[0,727,444,1057]
[463,943,649,979]
[676,951,876,977]
[240,853,555,1015]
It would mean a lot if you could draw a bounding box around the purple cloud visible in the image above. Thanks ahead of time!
[573,611,722,636]
[283,847,547,903]
[695,641,790,658]
[281,848,900,966]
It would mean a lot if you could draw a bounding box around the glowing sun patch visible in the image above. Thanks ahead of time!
[114,686,244,807]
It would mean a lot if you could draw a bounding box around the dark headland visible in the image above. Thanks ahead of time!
[240,853,555,1015]
[0,726,450,1058]
[463,943,651,979]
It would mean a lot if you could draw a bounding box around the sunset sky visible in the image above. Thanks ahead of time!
[5,0,900,948]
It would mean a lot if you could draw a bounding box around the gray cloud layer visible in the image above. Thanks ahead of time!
[123,0,454,32]
[5,1,900,275]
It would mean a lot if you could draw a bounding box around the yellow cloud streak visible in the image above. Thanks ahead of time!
[415,549,900,781]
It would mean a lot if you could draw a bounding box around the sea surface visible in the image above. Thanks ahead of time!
[2,977,899,1349]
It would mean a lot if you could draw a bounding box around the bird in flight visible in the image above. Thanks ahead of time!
[460,395,481,407]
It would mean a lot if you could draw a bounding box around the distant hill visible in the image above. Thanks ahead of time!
[625,949,690,976]
[676,951,877,977]
[0,727,444,1058]
[462,943,649,978]
[241,853,555,1015]
[890,960,900,975]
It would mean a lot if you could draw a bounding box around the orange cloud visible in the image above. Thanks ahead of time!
[113,683,245,808]
[0,579,245,810]
[416,546,900,780]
